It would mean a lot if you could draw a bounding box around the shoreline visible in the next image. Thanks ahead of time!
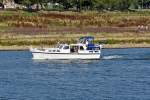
[0,44,150,51]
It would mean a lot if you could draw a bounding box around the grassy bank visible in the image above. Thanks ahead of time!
[0,32,149,49]
[0,10,150,49]
[0,10,150,29]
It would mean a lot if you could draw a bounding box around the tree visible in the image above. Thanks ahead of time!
[0,0,2,3]
[21,0,32,10]
[92,0,105,11]
[138,0,150,9]
[15,0,143,11]
[82,0,92,10]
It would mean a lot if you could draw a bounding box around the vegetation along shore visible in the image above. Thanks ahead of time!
[0,10,150,50]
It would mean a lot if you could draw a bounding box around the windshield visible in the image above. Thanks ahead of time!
[59,45,63,49]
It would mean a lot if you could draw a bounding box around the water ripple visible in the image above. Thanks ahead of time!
[0,48,150,100]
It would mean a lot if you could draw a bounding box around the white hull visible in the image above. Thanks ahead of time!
[30,36,102,60]
[32,52,101,60]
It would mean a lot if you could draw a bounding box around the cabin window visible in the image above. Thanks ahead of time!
[80,46,84,50]
[89,51,93,53]
[95,51,99,53]
[64,46,69,49]
[71,46,78,53]
[59,45,63,49]
[95,47,100,50]
[57,50,60,52]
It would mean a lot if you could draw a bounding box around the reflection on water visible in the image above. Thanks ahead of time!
[33,59,100,64]
[0,48,150,100]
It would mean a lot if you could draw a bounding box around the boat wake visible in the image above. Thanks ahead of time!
[102,55,150,60]
[102,55,123,60]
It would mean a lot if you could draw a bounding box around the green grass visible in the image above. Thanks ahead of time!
[0,32,150,46]
[0,10,38,16]
[1,39,150,46]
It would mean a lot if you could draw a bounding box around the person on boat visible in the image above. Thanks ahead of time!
[83,44,87,50]
[86,40,89,45]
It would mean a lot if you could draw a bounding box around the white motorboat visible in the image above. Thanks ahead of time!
[30,36,102,60]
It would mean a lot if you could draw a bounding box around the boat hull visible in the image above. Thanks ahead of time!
[31,52,101,60]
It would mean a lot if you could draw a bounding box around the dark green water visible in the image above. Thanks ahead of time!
[0,48,150,100]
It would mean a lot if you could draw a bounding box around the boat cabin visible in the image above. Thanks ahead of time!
[54,36,101,54]
[55,43,101,54]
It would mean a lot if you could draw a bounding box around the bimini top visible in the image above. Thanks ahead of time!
[79,36,94,40]
[79,36,94,44]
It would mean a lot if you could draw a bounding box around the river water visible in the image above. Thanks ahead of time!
[0,48,150,100]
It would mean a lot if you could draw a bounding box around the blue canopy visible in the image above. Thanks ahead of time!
[79,36,94,41]
[79,36,94,44]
